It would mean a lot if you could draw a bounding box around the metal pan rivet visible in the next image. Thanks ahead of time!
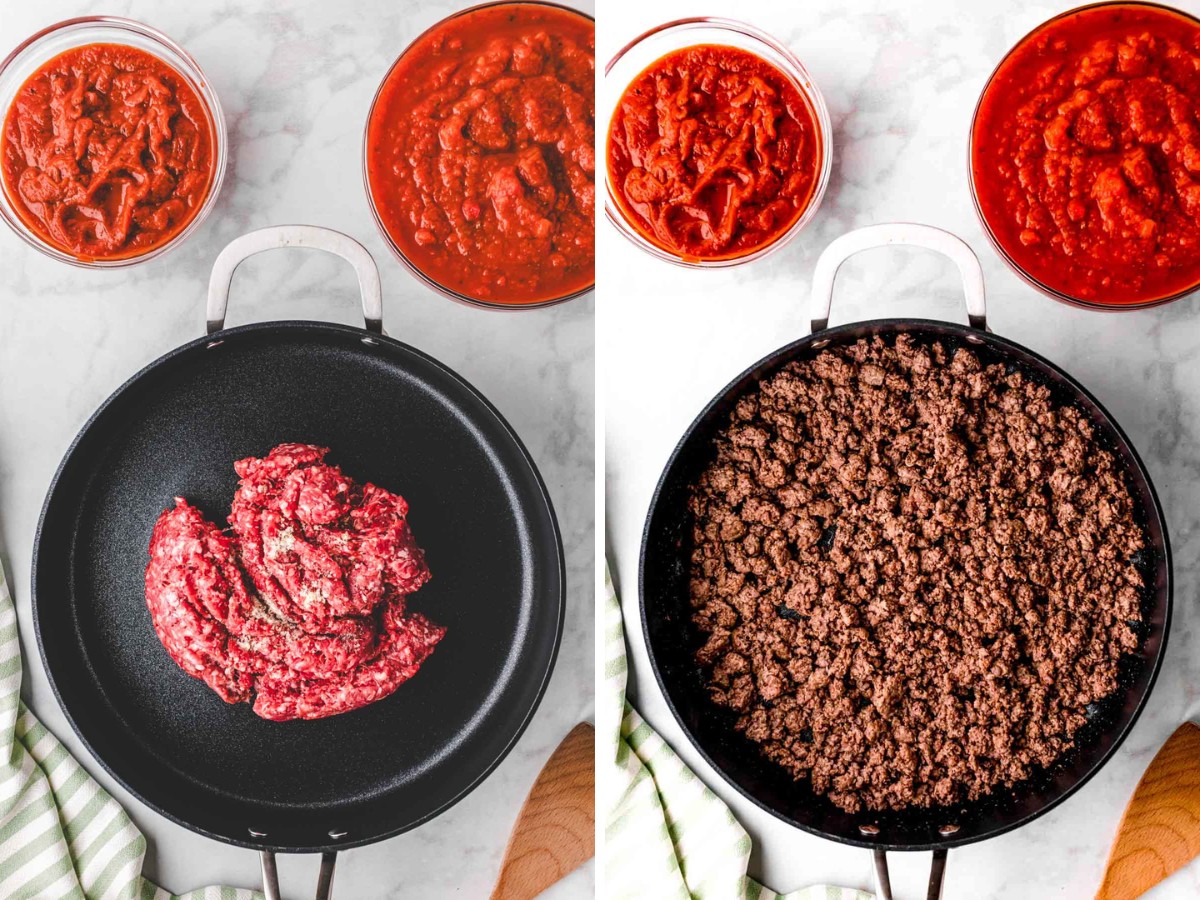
[248,829,267,838]
[858,823,880,836]
[938,824,960,836]
[813,339,830,349]
[206,339,224,349]
[328,829,348,839]
[361,336,378,346]
[966,335,983,345]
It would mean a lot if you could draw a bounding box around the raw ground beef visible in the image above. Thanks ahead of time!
[688,335,1147,813]
[145,443,443,721]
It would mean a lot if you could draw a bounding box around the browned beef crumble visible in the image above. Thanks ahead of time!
[688,335,1146,813]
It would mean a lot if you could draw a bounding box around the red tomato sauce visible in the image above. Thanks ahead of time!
[607,44,824,262]
[972,3,1200,306]
[366,3,595,306]
[2,43,215,261]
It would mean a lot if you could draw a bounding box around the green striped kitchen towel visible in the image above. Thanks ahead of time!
[604,565,872,900]
[0,565,262,900]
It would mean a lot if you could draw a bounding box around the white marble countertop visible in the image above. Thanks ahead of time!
[601,1,1200,898]
[0,1,594,897]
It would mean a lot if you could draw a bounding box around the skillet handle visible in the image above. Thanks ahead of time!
[261,849,338,900]
[872,848,947,900]
[207,225,384,335]
[810,223,986,333]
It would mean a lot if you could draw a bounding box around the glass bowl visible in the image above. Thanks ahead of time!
[603,17,832,269]
[362,0,596,311]
[0,16,227,268]
[968,1,1200,311]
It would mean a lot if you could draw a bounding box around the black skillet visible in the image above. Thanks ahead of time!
[33,225,565,899]
[640,224,1171,898]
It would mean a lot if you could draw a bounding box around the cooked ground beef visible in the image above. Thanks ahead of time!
[688,335,1146,813]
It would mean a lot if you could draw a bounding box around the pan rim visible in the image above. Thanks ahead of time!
[33,318,567,853]
[637,316,1172,852]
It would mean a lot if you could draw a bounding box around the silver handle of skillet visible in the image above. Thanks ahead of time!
[810,223,987,333]
[873,847,947,900]
[207,224,384,335]
[261,849,337,900]
[207,225,376,900]
[812,221,967,900]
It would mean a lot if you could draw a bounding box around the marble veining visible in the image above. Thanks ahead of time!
[0,1,594,897]
[601,1,1200,897]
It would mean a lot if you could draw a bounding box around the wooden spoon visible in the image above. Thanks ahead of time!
[492,722,595,900]
[1097,722,1200,899]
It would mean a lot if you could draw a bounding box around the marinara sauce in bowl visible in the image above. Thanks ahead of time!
[971,2,1200,310]
[605,19,831,267]
[365,1,595,310]
[0,17,226,267]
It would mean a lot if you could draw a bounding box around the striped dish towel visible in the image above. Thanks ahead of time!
[603,566,872,900]
[0,566,261,900]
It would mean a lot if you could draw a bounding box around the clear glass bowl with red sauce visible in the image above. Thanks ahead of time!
[970,1,1200,311]
[0,17,227,268]
[604,18,832,268]
[364,1,595,310]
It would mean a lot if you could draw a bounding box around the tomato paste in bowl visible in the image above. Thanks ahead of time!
[365,1,595,309]
[971,1,1200,310]
[604,19,831,267]
[0,18,225,266]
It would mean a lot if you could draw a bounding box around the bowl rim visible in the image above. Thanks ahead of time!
[0,15,228,269]
[602,16,833,269]
[361,0,596,311]
[967,0,1200,312]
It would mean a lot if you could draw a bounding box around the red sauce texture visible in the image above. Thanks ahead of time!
[1,42,215,261]
[607,44,823,261]
[145,444,444,722]
[366,3,595,305]
[972,4,1200,305]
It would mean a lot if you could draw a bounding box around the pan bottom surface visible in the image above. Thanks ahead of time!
[35,324,563,850]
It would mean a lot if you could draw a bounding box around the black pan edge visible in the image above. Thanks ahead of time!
[33,319,567,854]
[638,317,1172,853]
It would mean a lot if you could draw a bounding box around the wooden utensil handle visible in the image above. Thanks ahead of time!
[492,722,595,900]
[1097,722,1200,900]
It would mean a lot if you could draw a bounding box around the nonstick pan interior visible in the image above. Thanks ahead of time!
[640,319,1170,852]
[34,321,564,852]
